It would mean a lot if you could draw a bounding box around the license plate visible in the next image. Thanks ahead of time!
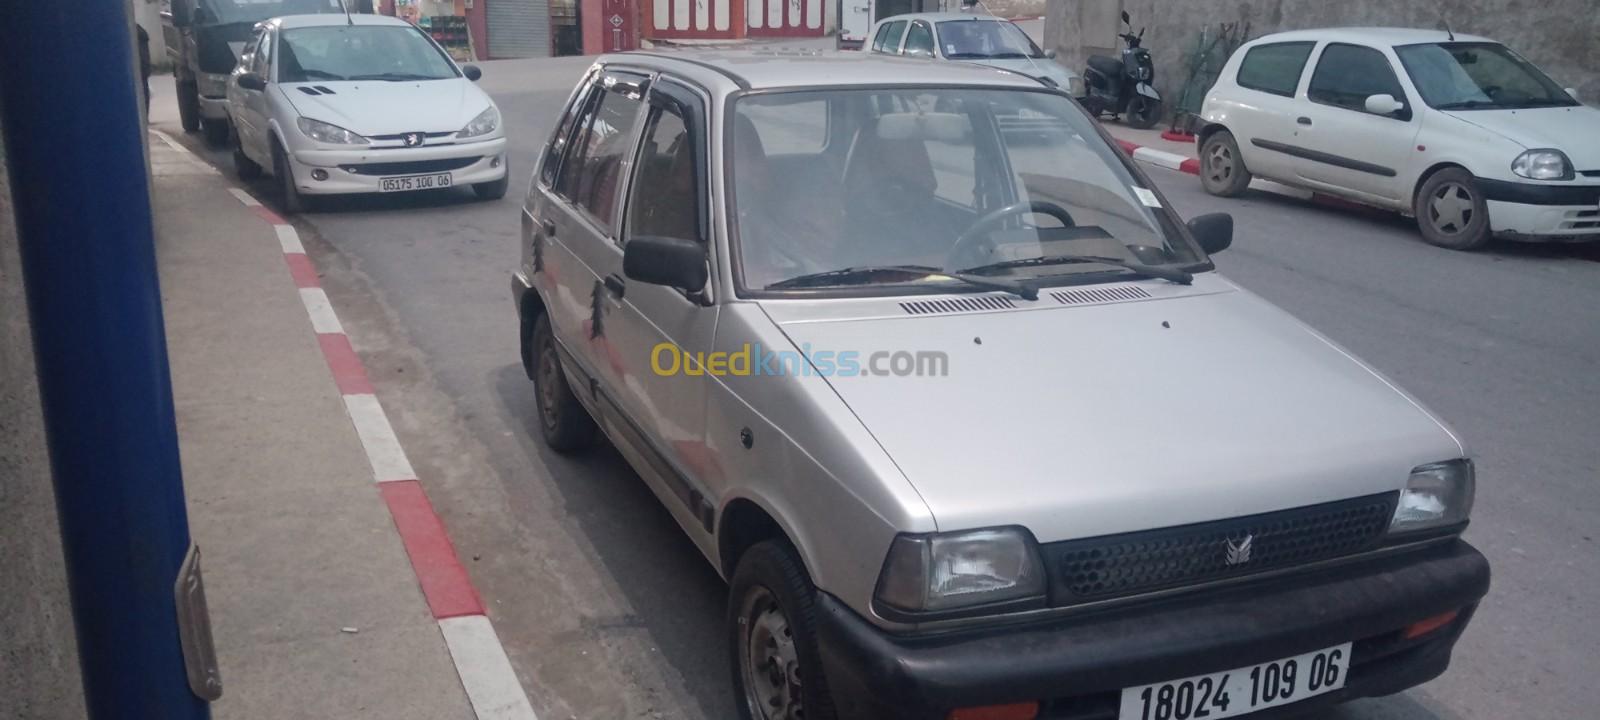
[379,172,452,192]
[1119,643,1351,720]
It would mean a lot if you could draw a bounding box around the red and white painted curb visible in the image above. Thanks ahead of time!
[1113,134,1385,215]
[156,131,539,720]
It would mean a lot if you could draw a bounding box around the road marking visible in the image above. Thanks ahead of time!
[298,287,345,334]
[317,333,375,396]
[276,225,305,254]
[284,252,321,288]
[342,393,419,484]
[228,187,263,207]
[440,616,540,720]
[381,480,486,618]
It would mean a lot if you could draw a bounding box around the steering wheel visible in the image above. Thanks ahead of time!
[945,200,1076,271]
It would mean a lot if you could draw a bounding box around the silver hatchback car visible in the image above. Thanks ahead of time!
[512,51,1489,720]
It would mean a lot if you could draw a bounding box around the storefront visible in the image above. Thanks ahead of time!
[382,0,489,60]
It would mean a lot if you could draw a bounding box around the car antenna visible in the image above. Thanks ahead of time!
[343,0,355,26]
[1438,18,1455,41]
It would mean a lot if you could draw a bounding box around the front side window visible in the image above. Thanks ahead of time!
[540,79,595,187]
[873,21,908,53]
[253,28,272,76]
[1307,43,1407,113]
[903,21,934,55]
[936,20,1044,60]
[556,86,645,233]
[278,25,457,82]
[1396,42,1577,110]
[626,105,701,243]
[1236,41,1314,97]
[730,89,1199,294]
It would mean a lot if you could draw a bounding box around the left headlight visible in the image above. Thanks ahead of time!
[1390,459,1475,534]
[874,527,1046,616]
[1511,149,1573,181]
[296,117,368,145]
[457,106,500,139]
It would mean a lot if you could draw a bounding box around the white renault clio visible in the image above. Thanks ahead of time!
[225,14,508,212]
[1199,28,1599,250]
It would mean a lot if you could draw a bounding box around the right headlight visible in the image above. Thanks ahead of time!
[1390,459,1475,534]
[296,117,368,145]
[1511,149,1573,181]
[874,527,1046,617]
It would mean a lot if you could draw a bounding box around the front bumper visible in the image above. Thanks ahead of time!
[198,73,230,119]
[816,540,1489,720]
[284,137,509,196]
[1481,178,1600,240]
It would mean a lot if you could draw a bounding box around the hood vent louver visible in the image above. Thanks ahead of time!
[313,86,336,94]
[296,86,321,96]
[1050,285,1151,306]
[899,295,1016,315]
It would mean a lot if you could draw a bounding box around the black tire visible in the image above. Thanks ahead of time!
[530,313,596,453]
[202,117,230,147]
[177,79,201,133]
[473,172,510,201]
[1125,96,1162,130]
[728,541,837,720]
[1415,168,1492,250]
[233,133,263,180]
[272,141,308,214]
[1199,130,1252,197]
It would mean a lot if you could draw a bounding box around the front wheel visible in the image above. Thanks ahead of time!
[202,117,230,147]
[1415,168,1492,250]
[272,141,308,214]
[1125,96,1162,130]
[729,541,837,720]
[176,79,200,133]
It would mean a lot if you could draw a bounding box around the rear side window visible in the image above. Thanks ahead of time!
[1307,43,1407,113]
[540,79,594,187]
[873,21,907,53]
[1236,41,1315,97]
[556,86,645,234]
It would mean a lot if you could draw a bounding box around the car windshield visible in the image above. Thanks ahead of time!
[731,88,1201,295]
[278,25,458,83]
[200,0,344,26]
[937,20,1044,59]
[1395,42,1577,110]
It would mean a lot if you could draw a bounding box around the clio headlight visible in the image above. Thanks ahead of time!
[1511,149,1573,181]
[457,106,500,139]
[1390,460,1475,534]
[296,117,367,145]
[874,527,1046,616]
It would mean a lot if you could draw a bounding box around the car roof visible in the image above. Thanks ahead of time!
[872,12,1011,24]
[604,49,1046,91]
[1249,26,1495,47]
[269,13,415,30]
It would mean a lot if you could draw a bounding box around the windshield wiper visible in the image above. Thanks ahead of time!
[767,264,1039,300]
[351,72,442,81]
[961,255,1193,285]
[945,52,993,59]
[988,52,1030,59]
[1434,99,1498,110]
[298,69,346,80]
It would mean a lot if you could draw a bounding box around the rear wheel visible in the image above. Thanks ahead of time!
[1125,96,1162,129]
[729,541,837,720]
[1200,130,1252,197]
[176,79,200,133]
[531,313,596,453]
[1415,168,1491,250]
[202,117,230,147]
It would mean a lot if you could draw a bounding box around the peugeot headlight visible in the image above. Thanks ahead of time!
[1390,460,1475,534]
[1511,149,1573,181]
[457,106,500,139]
[296,117,367,145]
[874,527,1046,616]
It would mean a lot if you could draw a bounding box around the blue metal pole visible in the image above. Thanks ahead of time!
[0,2,213,719]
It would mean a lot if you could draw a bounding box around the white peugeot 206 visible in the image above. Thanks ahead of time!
[224,13,508,212]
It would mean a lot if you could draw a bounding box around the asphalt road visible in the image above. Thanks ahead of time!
[153,56,1600,720]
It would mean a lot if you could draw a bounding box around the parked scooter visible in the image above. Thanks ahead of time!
[1079,11,1163,129]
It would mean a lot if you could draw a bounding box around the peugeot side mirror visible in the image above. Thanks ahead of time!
[462,64,483,81]
[236,72,267,91]
[1187,213,1233,255]
[1564,87,1579,98]
[1363,93,1405,116]
[1045,49,1058,59]
[624,236,707,291]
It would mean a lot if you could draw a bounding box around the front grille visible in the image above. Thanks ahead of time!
[339,156,480,176]
[1041,492,1397,607]
[369,131,454,141]
[1579,170,1600,178]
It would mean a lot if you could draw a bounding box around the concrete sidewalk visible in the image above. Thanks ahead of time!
[150,135,475,719]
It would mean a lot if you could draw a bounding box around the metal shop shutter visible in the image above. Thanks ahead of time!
[487,0,551,59]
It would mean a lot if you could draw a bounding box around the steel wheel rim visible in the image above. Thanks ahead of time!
[536,335,561,433]
[738,586,802,720]
[1206,143,1234,184]
[1428,181,1476,235]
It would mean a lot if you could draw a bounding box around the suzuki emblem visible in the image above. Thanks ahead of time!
[1225,534,1254,565]
[403,132,424,147]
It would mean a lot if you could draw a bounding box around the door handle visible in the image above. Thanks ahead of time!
[540,218,556,236]
[1297,116,1313,126]
[602,274,625,299]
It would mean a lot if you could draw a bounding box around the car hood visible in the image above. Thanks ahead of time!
[765,277,1463,542]
[281,78,490,136]
[1442,104,1600,169]
[964,57,1078,88]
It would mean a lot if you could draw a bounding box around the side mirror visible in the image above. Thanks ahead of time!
[1363,93,1405,116]
[237,72,267,91]
[1045,49,1058,59]
[462,64,482,81]
[169,0,191,26]
[624,236,707,291]
[962,0,979,6]
[1187,213,1233,255]
[1564,87,1579,98]
[1121,10,1131,24]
